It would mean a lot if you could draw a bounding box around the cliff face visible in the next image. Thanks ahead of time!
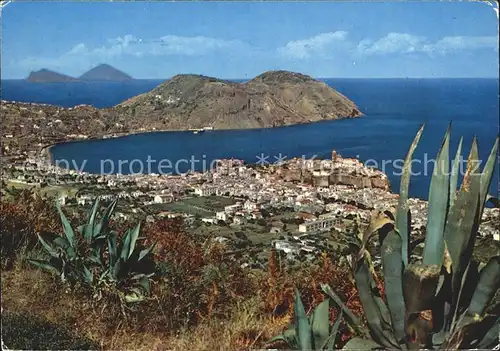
[26,69,79,83]
[115,70,362,130]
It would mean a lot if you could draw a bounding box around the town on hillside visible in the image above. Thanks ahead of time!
[3,143,499,269]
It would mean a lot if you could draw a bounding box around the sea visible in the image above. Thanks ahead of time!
[2,78,498,200]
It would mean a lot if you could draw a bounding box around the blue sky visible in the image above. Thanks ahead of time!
[1,1,499,79]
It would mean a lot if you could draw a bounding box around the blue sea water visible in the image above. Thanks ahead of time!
[2,78,498,200]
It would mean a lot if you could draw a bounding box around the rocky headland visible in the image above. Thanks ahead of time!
[2,70,361,156]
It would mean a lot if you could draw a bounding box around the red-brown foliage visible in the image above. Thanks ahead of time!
[142,218,254,329]
[0,190,60,268]
[259,250,364,346]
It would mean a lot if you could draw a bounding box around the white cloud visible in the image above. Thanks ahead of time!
[18,34,246,72]
[358,33,498,56]
[358,33,426,55]
[425,36,498,54]
[278,31,349,59]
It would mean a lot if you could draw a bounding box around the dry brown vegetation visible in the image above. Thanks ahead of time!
[1,193,363,350]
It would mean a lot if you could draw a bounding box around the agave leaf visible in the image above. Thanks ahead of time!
[28,259,58,273]
[36,234,59,258]
[56,202,76,248]
[107,232,117,268]
[443,314,498,349]
[120,229,131,260]
[464,256,500,321]
[354,250,399,348]
[323,311,343,351]
[111,259,121,281]
[128,222,141,259]
[138,243,155,262]
[311,299,330,349]
[449,136,463,208]
[423,126,450,265]
[362,210,395,250]
[66,246,76,260]
[84,198,100,241]
[137,277,151,294]
[479,137,499,216]
[342,337,380,350]
[477,317,500,349]
[294,289,312,350]
[396,124,425,267]
[87,254,103,266]
[97,199,117,236]
[381,229,406,343]
[444,138,481,327]
[321,284,363,331]
[53,236,69,249]
[82,264,93,284]
[269,328,297,348]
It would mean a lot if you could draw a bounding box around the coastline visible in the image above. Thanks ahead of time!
[40,114,363,165]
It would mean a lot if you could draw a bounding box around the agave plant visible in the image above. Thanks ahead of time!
[270,289,343,350]
[320,125,499,349]
[30,198,155,302]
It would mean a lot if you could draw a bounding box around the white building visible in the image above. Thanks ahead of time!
[244,200,258,211]
[298,215,343,233]
[224,203,242,214]
[216,211,228,221]
[194,186,217,196]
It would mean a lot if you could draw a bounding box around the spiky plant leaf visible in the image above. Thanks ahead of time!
[83,198,101,241]
[479,137,499,216]
[444,138,481,328]
[97,199,117,236]
[464,256,500,320]
[477,317,500,349]
[36,234,59,258]
[443,314,498,349]
[396,124,425,266]
[380,229,406,343]
[423,126,450,265]
[82,264,93,284]
[449,136,463,208]
[362,210,395,249]
[28,259,58,273]
[107,232,117,269]
[128,222,141,259]
[353,250,398,348]
[324,311,343,351]
[269,328,297,348]
[53,236,69,249]
[136,277,151,294]
[321,284,363,331]
[120,229,131,260]
[310,299,330,349]
[342,337,380,350]
[294,289,312,350]
[56,202,75,248]
[138,243,155,261]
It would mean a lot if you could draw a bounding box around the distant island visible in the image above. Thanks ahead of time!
[26,64,133,83]
[26,69,79,83]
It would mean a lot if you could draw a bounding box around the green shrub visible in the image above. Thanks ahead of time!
[29,198,156,303]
